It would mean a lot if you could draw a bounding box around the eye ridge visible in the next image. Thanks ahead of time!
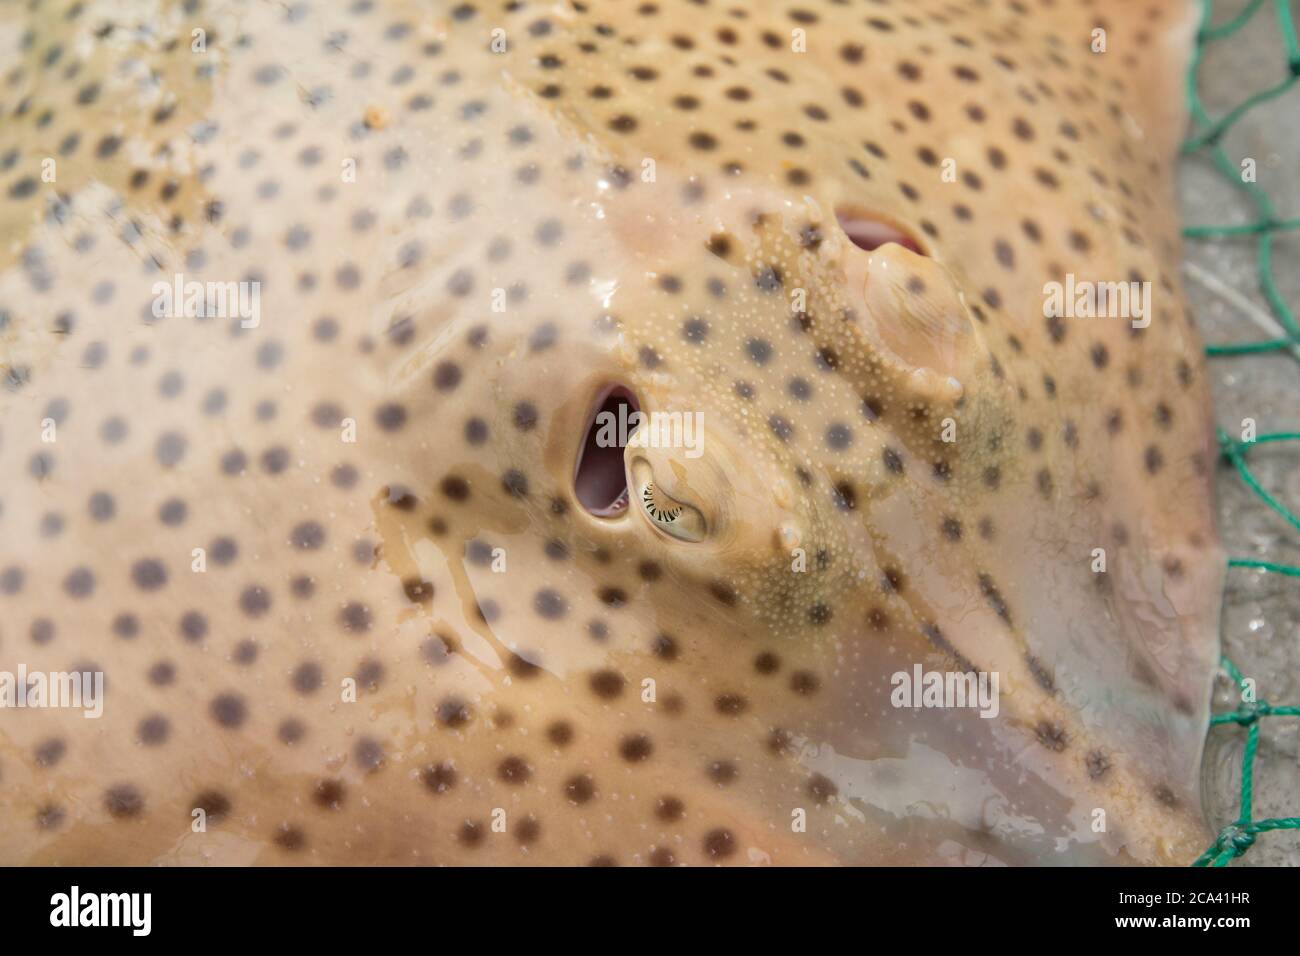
[641,483,681,523]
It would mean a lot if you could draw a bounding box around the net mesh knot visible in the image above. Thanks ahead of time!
[1218,825,1257,854]
[1228,699,1262,727]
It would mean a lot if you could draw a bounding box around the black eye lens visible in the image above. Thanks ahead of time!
[835,207,925,255]
[574,385,639,517]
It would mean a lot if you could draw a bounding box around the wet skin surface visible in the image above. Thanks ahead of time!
[0,0,1220,865]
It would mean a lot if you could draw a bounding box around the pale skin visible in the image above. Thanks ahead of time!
[0,0,1217,865]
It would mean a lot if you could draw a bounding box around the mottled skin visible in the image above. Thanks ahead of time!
[0,0,1220,865]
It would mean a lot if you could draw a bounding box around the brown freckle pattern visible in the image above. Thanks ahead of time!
[0,0,1220,870]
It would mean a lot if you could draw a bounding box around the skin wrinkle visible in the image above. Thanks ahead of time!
[0,0,1219,866]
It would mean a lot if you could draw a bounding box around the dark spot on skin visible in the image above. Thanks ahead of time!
[589,670,626,699]
[833,481,857,510]
[273,824,306,851]
[501,468,533,496]
[790,671,820,696]
[37,805,66,830]
[1036,469,1054,497]
[210,693,248,728]
[355,657,385,691]
[64,567,94,598]
[422,634,454,665]
[292,661,323,695]
[681,316,709,343]
[375,403,406,431]
[547,721,574,747]
[1086,750,1111,780]
[239,585,271,617]
[498,756,532,785]
[104,784,144,818]
[702,828,736,860]
[652,633,679,661]
[35,738,66,767]
[768,414,793,442]
[655,796,686,822]
[137,714,170,745]
[1036,721,1068,752]
[534,588,567,619]
[565,774,596,805]
[437,696,472,728]
[170,791,221,833]
[826,423,852,450]
[755,265,782,292]
[1145,445,1164,474]
[354,737,385,773]
[807,773,838,804]
[291,521,326,550]
[764,728,792,756]
[313,779,346,811]
[714,693,747,716]
[513,401,539,431]
[277,719,306,745]
[619,733,653,762]
[440,475,470,500]
[708,581,738,606]
[597,586,626,608]
[434,361,462,391]
[421,762,457,795]
[515,815,542,845]
[707,760,738,785]
[131,559,167,591]
[882,567,904,593]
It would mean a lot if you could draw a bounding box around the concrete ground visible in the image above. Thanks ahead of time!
[1176,0,1300,865]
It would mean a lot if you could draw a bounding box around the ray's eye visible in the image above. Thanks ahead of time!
[631,458,707,543]
[641,482,681,523]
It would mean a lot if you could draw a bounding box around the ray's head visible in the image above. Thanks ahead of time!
[524,167,992,649]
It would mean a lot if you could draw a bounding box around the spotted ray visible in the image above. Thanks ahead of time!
[0,0,1220,865]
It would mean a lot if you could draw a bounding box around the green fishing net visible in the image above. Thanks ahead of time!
[1182,0,1300,866]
